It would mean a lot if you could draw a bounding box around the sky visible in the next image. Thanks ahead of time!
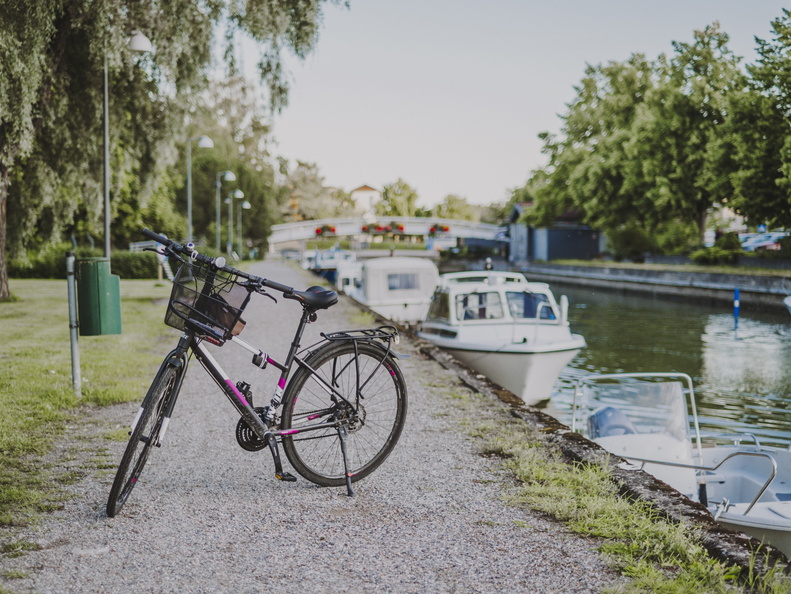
[269,1,788,208]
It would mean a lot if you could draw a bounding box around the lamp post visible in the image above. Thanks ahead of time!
[225,189,244,257]
[103,30,152,259]
[238,200,251,260]
[215,170,236,251]
[186,135,214,243]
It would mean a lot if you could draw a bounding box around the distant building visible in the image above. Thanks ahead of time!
[508,202,603,263]
[350,185,381,222]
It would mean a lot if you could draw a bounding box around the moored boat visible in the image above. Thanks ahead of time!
[338,256,439,324]
[417,270,585,404]
[573,372,791,556]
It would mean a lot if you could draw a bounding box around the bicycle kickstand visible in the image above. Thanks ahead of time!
[266,432,296,482]
[337,424,355,497]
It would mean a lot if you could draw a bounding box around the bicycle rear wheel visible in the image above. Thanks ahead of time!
[106,360,181,517]
[281,341,407,487]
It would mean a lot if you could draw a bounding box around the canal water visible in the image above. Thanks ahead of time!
[545,283,791,447]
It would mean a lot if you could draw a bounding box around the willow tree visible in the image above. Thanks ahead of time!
[0,0,341,298]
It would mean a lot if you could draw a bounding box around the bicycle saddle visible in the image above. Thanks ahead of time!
[286,285,339,310]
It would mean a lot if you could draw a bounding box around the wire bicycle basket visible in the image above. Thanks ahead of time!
[165,259,251,340]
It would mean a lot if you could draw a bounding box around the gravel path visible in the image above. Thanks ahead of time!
[1,261,623,593]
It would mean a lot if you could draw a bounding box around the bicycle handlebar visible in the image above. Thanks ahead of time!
[141,228,295,297]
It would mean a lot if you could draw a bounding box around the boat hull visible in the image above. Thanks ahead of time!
[442,344,581,404]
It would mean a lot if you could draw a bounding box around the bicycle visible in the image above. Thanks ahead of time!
[106,229,408,517]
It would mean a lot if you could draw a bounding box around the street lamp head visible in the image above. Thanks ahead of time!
[241,201,252,210]
[128,31,153,53]
[196,135,214,149]
[233,189,245,199]
[221,170,236,182]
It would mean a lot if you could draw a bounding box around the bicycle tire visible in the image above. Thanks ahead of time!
[281,341,407,487]
[106,361,181,517]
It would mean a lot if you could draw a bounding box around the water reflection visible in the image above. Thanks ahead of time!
[544,284,791,446]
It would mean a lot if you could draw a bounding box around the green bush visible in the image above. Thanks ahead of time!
[654,220,699,255]
[9,246,162,279]
[109,251,159,279]
[9,244,101,278]
[606,225,657,262]
[715,231,742,251]
[689,246,739,265]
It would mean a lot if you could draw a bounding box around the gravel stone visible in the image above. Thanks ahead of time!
[1,260,624,593]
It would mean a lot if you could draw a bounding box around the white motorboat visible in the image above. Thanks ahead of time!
[307,247,356,284]
[417,270,585,404]
[338,256,439,324]
[572,372,791,556]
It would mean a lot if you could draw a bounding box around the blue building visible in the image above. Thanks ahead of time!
[508,202,604,263]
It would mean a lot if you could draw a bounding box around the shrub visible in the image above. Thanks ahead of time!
[109,251,159,279]
[689,246,739,265]
[715,231,742,251]
[654,220,699,255]
[606,225,657,262]
[9,246,162,279]
[9,244,101,278]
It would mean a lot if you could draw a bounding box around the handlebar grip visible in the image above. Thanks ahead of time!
[264,279,294,295]
[141,228,171,245]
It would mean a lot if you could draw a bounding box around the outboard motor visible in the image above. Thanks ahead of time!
[588,406,638,439]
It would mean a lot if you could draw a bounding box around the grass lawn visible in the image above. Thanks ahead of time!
[0,277,173,526]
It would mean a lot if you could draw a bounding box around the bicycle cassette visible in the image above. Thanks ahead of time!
[235,407,268,451]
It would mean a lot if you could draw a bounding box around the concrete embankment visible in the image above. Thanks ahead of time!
[518,262,791,311]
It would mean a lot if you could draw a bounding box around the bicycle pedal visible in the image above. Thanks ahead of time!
[275,471,297,482]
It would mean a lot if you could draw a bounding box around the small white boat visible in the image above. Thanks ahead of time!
[308,247,356,284]
[338,256,439,324]
[573,372,791,556]
[784,295,791,316]
[417,270,585,404]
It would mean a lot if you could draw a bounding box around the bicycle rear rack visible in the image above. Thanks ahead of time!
[322,325,399,344]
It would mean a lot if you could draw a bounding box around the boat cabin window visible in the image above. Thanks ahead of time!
[387,272,419,291]
[455,292,504,320]
[426,290,450,321]
[506,291,556,320]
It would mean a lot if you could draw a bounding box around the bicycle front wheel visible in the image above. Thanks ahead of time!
[281,341,407,487]
[106,361,181,517]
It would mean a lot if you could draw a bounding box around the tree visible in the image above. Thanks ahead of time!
[623,24,746,243]
[518,24,746,246]
[0,0,341,298]
[520,54,655,229]
[729,9,791,228]
[376,178,419,217]
[431,194,479,221]
[284,161,352,220]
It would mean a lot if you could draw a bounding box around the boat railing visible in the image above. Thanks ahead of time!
[612,450,777,516]
[698,431,763,449]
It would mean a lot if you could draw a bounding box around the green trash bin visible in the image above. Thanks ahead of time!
[76,258,122,336]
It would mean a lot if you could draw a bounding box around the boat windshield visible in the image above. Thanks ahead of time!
[455,292,504,320]
[581,380,690,444]
[426,290,450,321]
[506,291,556,320]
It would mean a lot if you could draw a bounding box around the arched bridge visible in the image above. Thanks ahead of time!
[269,216,503,246]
